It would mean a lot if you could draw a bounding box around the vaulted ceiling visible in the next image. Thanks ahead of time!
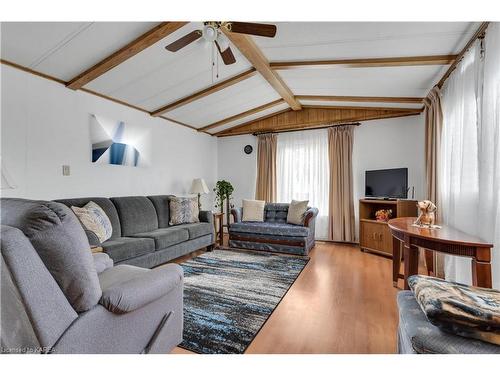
[0,22,481,136]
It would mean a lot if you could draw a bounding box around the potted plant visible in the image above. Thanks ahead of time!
[213,180,234,227]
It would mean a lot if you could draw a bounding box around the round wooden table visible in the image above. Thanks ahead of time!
[387,217,493,290]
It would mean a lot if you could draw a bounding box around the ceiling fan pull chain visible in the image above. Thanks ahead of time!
[211,41,215,84]
[216,44,219,80]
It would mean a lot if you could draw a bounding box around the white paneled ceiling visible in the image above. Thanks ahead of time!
[255,22,479,61]
[166,74,281,128]
[0,21,480,133]
[0,22,157,80]
[207,102,290,134]
[278,65,447,97]
[86,22,253,111]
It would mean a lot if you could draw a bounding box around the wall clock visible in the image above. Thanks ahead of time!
[244,145,253,154]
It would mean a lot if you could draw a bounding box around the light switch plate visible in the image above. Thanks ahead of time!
[62,165,70,176]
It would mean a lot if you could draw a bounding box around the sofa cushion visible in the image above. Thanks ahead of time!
[101,237,155,263]
[176,222,213,239]
[111,196,159,236]
[55,197,122,238]
[229,222,309,237]
[147,195,175,228]
[169,196,199,225]
[264,203,289,223]
[408,275,500,345]
[397,291,500,354]
[287,200,309,225]
[130,227,189,250]
[242,199,265,222]
[0,198,102,312]
[71,201,113,243]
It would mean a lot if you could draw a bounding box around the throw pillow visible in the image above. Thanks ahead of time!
[242,199,265,222]
[408,275,500,345]
[71,201,113,243]
[169,196,200,225]
[287,200,309,225]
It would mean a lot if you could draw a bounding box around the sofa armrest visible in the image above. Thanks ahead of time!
[199,210,213,224]
[92,252,113,274]
[231,208,242,223]
[99,264,183,314]
[303,207,319,227]
[84,229,101,247]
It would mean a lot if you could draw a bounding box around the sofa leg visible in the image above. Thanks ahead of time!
[207,244,215,252]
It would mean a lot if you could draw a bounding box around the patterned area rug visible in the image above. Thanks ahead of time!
[178,249,309,354]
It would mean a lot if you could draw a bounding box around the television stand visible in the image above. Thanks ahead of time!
[359,198,417,257]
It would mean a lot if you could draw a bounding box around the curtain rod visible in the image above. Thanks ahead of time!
[437,22,490,89]
[252,122,361,136]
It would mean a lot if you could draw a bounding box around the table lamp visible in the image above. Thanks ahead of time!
[190,178,209,210]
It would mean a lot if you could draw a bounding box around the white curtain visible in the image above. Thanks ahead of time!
[277,129,329,239]
[440,23,500,289]
[478,23,500,289]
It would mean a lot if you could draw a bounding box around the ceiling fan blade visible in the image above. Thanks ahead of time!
[165,30,202,52]
[215,41,236,65]
[228,22,277,38]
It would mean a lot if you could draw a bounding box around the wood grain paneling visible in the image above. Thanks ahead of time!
[216,106,422,137]
[67,22,188,90]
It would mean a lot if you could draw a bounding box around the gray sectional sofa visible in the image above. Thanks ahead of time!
[229,203,318,256]
[55,195,214,269]
[1,198,183,354]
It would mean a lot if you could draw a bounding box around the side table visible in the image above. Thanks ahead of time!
[213,212,224,248]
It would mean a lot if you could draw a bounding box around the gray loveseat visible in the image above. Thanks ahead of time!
[55,195,214,269]
[1,198,183,354]
[229,203,318,256]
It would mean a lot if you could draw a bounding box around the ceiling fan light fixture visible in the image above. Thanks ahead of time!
[203,25,218,42]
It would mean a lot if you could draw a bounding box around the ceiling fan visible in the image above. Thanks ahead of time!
[165,21,277,65]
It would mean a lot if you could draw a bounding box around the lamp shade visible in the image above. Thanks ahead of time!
[190,178,209,194]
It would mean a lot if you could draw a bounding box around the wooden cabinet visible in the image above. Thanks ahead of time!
[359,199,417,257]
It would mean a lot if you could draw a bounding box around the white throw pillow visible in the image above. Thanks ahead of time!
[242,199,265,222]
[287,200,309,225]
[71,201,113,243]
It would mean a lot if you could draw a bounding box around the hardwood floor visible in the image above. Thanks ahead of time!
[171,240,412,354]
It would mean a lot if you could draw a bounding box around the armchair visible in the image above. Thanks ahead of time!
[0,198,183,354]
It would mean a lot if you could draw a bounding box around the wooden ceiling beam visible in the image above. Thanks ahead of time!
[297,95,424,104]
[213,108,293,136]
[301,104,424,112]
[198,99,285,132]
[270,55,457,70]
[215,106,422,137]
[66,22,188,90]
[150,68,257,116]
[222,30,302,110]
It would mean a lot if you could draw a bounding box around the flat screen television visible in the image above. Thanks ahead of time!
[365,168,408,199]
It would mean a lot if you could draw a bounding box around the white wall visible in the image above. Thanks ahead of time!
[217,135,257,221]
[216,115,426,240]
[0,65,218,208]
[352,115,426,240]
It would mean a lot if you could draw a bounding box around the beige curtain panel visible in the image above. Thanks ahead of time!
[255,134,277,202]
[328,125,355,242]
[424,85,444,278]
